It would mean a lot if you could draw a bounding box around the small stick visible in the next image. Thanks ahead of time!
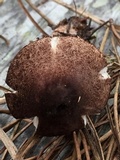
[99,129,112,143]
[106,103,120,152]
[12,121,33,141]
[0,35,9,46]
[73,0,77,16]
[110,19,120,41]
[1,121,32,158]
[100,27,110,52]
[25,156,37,160]
[0,128,19,160]
[37,137,58,158]
[0,121,32,159]
[26,0,55,27]
[84,127,100,160]
[113,77,120,139]
[89,20,110,39]
[1,122,20,160]
[43,136,64,160]
[23,118,32,123]
[106,137,117,160]
[73,131,82,160]
[110,142,117,160]
[95,119,109,128]
[80,130,90,160]
[18,0,49,36]
[87,116,105,160]
[0,96,6,104]
[111,37,120,64]
[80,146,90,155]
[52,0,105,25]
[16,133,41,159]
[70,144,77,160]
[0,85,14,93]
[2,119,20,132]
[52,139,70,160]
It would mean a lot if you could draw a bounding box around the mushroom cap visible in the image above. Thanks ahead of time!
[5,36,110,136]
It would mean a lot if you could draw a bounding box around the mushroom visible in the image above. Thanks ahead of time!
[5,27,111,137]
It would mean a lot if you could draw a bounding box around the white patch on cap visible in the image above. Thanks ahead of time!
[51,37,59,52]
[99,66,111,80]
[77,96,81,103]
[33,116,39,129]
[82,115,87,126]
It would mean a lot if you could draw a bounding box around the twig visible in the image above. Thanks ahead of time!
[114,77,120,139]
[16,133,41,159]
[110,142,117,160]
[0,96,6,104]
[95,119,109,128]
[84,127,100,160]
[110,19,120,41]
[52,0,105,25]
[99,130,112,142]
[18,0,49,36]
[73,131,82,160]
[87,116,105,160]
[43,136,64,160]
[12,121,33,141]
[2,119,20,132]
[0,128,19,160]
[100,27,110,52]
[106,136,116,160]
[80,130,90,160]
[26,0,55,27]
[1,122,20,160]
[111,37,120,64]
[71,147,77,160]
[25,156,37,160]
[52,139,70,160]
[0,85,14,93]
[0,35,9,46]
[90,20,110,39]
[37,137,60,158]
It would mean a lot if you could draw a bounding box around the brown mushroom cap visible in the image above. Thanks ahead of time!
[5,36,110,136]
